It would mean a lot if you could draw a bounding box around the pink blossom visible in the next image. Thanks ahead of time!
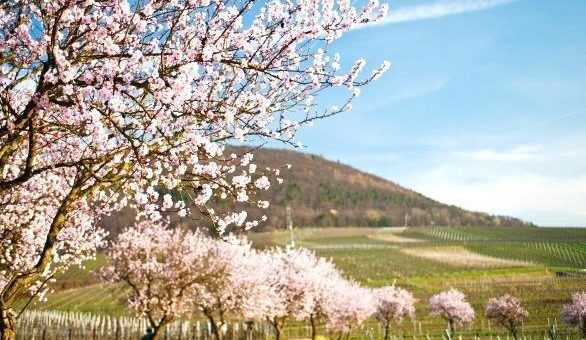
[244,248,351,340]
[254,176,271,190]
[189,237,258,340]
[373,286,416,340]
[0,170,107,302]
[485,294,528,339]
[323,280,375,336]
[561,291,586,339]
[102,220,215,337]
[0,0,390,335]
[429,289,475,334]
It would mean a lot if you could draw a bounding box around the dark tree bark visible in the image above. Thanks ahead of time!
[268,317,282,340]
[309,314,317,340]
[204,310,223,340]
[0,308,16,340]
[383,319,391,340]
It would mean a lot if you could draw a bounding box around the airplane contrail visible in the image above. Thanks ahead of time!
[356,0,518,29]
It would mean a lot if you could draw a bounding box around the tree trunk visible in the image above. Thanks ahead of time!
[0,310,16,340]
[384,320,390,340]
[448,319,455,336]
[151,325,161,340]
[205,312,222,340]
[511,326,518,340]
[147,318,169,340]
[0,184,82,329]
[269,318,281,340]
[245,321,254,340]
[309,314,317,340]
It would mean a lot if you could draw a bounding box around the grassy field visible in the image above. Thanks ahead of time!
[20,225,586,337]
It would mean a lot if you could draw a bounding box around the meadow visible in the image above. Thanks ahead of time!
[18,226,586,339]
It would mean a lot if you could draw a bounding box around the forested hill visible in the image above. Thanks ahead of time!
[100,147,532,234]
[232,147,531,229]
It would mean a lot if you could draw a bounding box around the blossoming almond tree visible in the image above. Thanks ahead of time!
[0,0,389,337]
[102,220,218,339]
[105,222,358,340]
[428,289,475,335]
[0,169,112,338]
[190,237,257,340]
[560,291,586,339]
[105,219,271,340]
[373,286,416,340]
[257,247,344,340]
[253,248,322,340]
[485,294,528,340]
[238,249,287,327]
[301,257,345,340]
[323,280,375,340]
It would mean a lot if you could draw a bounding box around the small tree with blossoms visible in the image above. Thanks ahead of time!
[373,286,416,340]
[239,247,350,340]
[102,220,217,339]
[189,238,258,340]
[290,250,344,340]
[485,294,528,339]
[250,248,325,340]
[323,280,375,340]
[237,250,287,335]
[0,0,390,337]
[429,289,475,336]
[560,292,586,339]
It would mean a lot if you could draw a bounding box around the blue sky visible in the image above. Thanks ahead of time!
[292,0,586,226]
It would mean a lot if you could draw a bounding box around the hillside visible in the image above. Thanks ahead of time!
[241,147,531,228]
[100,147,531,234]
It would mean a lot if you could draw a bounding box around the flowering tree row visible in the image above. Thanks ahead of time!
[103,219,389,340]
[102,221,586,340]
[0,0,391,338]
[426,289,586,340]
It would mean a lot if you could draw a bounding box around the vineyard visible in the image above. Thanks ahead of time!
[13,309,583,340]
[2,1,584,339]
[15,226,586,339]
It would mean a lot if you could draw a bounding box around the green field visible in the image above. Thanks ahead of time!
[21,226,586,338]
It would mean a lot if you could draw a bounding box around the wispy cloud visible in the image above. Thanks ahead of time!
[460,145,540,162]
[508,107,586,134]
[358,0,518,28]
[383,78,448,104]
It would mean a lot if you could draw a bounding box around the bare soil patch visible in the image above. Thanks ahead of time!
[401,246,533,268]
